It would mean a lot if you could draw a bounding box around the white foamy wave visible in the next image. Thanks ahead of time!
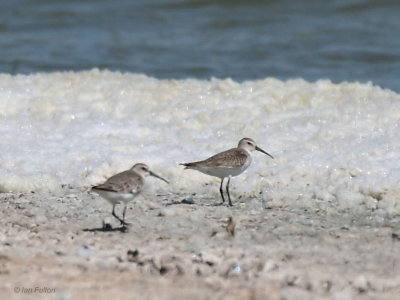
[1,69,399,215]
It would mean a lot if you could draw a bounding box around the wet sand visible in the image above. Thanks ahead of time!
[1,187,400,299]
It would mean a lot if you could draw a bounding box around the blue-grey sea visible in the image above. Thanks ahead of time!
[0,0,399,91]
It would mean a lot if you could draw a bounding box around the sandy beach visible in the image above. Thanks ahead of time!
[1,187,399,299]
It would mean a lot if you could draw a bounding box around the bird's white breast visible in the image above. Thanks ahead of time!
[198,159,251,179]
[94,189,136,205]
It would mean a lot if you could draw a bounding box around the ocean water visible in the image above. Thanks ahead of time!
[1,70,400,217]
[0,0,399,91]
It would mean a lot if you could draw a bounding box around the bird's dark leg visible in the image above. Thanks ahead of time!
[226,176,233,206]
[219,178,226,205]
[111,204,128,226]
[111,204,120,222]
[122,204,131,226]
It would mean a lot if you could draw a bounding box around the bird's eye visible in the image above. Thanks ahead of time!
[247,142,252,145]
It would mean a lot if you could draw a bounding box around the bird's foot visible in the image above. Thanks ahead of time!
[120,221,131,227]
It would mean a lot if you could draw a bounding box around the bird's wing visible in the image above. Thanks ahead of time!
[201,148,249,168]
[93,171,144,193]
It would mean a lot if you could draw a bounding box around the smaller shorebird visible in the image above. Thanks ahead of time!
[91,163,168,227]
[181,138,273,206]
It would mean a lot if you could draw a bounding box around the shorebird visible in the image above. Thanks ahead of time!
[91,163,168,227]
[181,137,273,206]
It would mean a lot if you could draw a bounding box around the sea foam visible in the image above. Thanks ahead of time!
[1,69,399,215]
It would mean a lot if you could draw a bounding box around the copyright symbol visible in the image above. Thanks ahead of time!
[14,287,20,293]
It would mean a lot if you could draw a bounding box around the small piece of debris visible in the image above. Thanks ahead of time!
[391,233,400,241]
[127,249,139,262]
[353,275,370,293]
[102,220,112,230]
[159,266,169,275]
[226,216,235,237]
[181,195,195,204]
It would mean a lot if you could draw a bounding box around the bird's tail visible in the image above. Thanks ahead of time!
[180,162,196,169]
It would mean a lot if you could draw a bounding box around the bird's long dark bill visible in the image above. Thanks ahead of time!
[150,171,169,184]
[255,146,274,159]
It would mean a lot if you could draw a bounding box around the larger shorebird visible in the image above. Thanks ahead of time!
[181,138,273,206]
[91,163,168,226]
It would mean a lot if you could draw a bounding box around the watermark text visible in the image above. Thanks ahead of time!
[14,287,56,294]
